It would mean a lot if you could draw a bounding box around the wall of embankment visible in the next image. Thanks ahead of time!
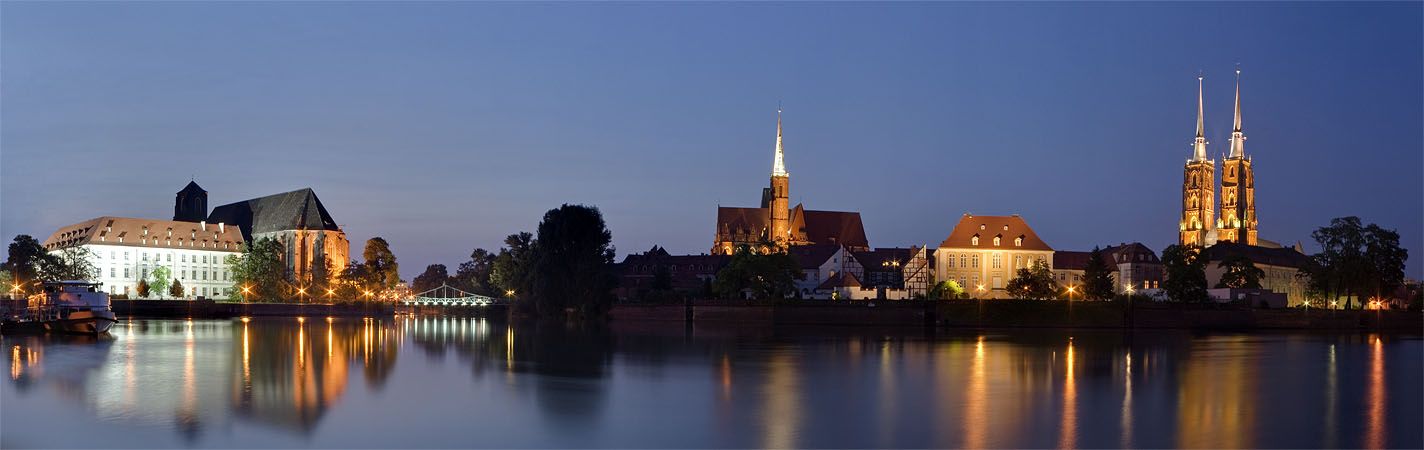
[609,300,1421,331]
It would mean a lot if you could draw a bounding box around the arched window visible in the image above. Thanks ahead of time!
[971,235,980,246]
[1014,236,1023,247]
[993,235,1001,246]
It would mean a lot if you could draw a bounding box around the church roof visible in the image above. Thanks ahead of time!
[1201,242,1311,269]
[177,181,206,195]
[789,243,843,269]
[796,207,869,249]
[715,206,770,236]
[207,188,340,241]
[42,216,245,252]
[938,214,1053,251]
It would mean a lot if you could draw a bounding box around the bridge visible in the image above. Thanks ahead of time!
[400,284,501,307]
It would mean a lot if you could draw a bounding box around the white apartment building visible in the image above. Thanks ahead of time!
[43,216,245,299]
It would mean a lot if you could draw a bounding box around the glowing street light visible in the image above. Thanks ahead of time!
[505,290,516,298]
[1066,285,1076,301]
[241,284,252,303]
[326,288,336,300]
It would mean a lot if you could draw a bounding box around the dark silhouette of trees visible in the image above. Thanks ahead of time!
[1081,246,1116,300]
[529,204,617,318]
[1162,244,1208,302]
[1302,217,1409,309]
[453,248,497,296]
[1215,254,1264,289]
[411,264,451,294]
[227,237,287,302]
[1007,260,1058,300]
[491,232,535,299]
[713,246,802,300]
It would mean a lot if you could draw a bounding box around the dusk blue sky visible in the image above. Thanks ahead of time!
[3,2,1421,279]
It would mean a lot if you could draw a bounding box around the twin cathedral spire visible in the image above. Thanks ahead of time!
[1181,68,1257,247]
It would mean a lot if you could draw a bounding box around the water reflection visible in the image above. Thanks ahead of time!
[1,320,1420,449]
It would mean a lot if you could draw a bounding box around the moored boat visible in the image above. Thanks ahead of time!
[22,281,117,335]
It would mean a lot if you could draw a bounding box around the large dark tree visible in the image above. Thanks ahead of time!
[1305,217,1409,309]
[170,278,186,299]
[411,264,451,294]
[1007,260,1058,300]
[453,248,497,295]
[1162,244,1208,302]
[363,237,401,290]
[1081,246,1116,300]
[227,237,287,302]
[335,260,376,301]
[529,205,617,318]
[712,246,803,300]
[491,232,536,299]
[1215,254,1264,289]
[136,279,151,299]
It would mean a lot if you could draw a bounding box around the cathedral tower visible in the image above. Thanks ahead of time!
[1218,68,1257,245]
[768,108,791,249]
[174,180,208,222]
[1180,75,1216,247]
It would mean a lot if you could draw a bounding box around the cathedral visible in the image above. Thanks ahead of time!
[1180,69,1257,247]
[713,110,869,255]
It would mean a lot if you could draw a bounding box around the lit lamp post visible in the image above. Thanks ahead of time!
[1066,285,1076,302]
[241,285,252,303]
[326,288,335,302]
[297,286,307,304]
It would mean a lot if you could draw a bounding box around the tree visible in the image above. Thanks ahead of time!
[1304,217,1410,309]
[136,278,151,299]
[1162,244,1208,302]
[150,266,172,299]
[529,204,618,318]
[0,269,11,298]
[41,247,97,282]
[411,264,451,294]
[170,278,185,299]
[453,248,497,295]
[713,246,803,300]
[4,235,48,294]
[363,237,400,290]
[1215,254,1264,289]
[1081,246,1116,300]
[227,237,287,302]
[929,280,966,300]
[335,260,375,301]
[491,232,535,298]
[1007,259,1058,300]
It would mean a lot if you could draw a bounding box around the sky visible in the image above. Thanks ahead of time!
[2,2,1421,280]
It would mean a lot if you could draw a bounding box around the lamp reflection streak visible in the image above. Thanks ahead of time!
[1365,336,1385,449]
[964,336,987,449]
[1059,341,1077,450]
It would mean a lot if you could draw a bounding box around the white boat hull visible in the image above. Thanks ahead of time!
[43,310,117,335]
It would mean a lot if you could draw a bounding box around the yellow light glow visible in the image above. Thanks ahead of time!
[297,317,306,324]
[240,317,251,323]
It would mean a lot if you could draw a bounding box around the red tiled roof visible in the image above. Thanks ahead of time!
[937,214,1053,251]
[799,208,869,250]
[789,243,843,269]
[1053,251,1094,270]
[817,272,862,290]
[43,216,246,252]
[715,206,769,237]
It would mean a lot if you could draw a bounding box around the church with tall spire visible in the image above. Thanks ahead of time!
[1180,74,1217,247]
[1217,68,1257,245]
[713,109,869,255]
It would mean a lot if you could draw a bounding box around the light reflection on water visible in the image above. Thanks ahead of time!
[1,318,1420,449]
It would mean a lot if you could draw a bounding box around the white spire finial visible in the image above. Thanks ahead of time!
[771,107,788,177]
[1192,73,1208,161]
[1229,65,1246,158]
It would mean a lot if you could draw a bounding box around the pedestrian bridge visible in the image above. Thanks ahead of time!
[401,284,500,307]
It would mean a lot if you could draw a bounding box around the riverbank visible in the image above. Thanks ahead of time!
[609,300,1422,331]
[111,299,395,318]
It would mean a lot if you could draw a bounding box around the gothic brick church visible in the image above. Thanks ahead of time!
[1180,69,1259,247]
[713,110,869,255]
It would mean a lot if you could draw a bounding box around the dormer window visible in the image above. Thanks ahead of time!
[1003,225,1009,231]
[1015,236,1023,247]
[993,235,1001,246]
[971,235,980,246]
[979,224,986,230]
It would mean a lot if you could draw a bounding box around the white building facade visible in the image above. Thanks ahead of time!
[43,217,244,299]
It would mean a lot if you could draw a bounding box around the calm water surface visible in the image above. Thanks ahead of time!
[2,317,1420,449]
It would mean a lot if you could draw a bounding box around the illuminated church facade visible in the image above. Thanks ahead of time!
[713,110,869,255]
[1180,69,1258,247]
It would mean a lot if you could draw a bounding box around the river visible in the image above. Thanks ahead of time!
[2,317,1419,448]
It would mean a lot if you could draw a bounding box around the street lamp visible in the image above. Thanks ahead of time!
[241,284,252,303]
[505,289,516,298]
[297,286,307,304]
[1066,285,1076,301]
[326,288,335,301]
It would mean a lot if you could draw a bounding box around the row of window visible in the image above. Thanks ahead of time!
[108,283,231,298]
[104,266,228,282]
[97,250,226,265]
[968,234,1025,247]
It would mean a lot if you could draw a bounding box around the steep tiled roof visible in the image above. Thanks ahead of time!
[1055,243,1161,270]
[43,216,245,252]
[207,188,340,241]
[715,206,770,238]
[1202,242,1311,269]
[1053,251,1094,270]
[799,207,869,249]
[938,214,1053,251]
[789,243,843,269]
[817,272,862,290]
